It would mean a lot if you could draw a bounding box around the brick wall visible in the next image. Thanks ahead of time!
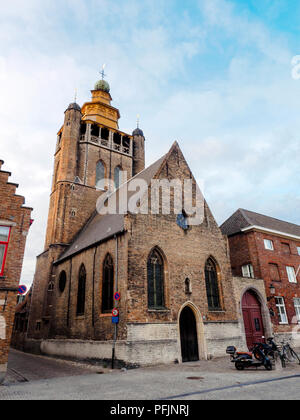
[0,160,32,382]
[228,229,300,334]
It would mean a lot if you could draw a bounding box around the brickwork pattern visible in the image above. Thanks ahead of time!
[0,160,32,381]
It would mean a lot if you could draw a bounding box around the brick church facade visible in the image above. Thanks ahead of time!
[19,78,275,366]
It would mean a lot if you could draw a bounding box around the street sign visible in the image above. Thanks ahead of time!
[112,317,119,324]
[114,292,121,301]
[112,308,119,317]
[18,285,27,295]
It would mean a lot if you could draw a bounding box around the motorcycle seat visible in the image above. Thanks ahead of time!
[236,352,252,357]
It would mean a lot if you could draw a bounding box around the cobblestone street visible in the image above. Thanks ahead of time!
[1,348,300,400]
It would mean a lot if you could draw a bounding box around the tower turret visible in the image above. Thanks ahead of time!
[132,126,145,176]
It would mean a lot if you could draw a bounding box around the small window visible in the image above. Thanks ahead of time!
[59,271,67,293]
[282,243,291,255]
[102,254,114,313]
[286,266,297,283]
[297,247,300,256]
[294,298,300,323]
[275,297,288,324]
[114,166,122,191]
[242,264,254,279]
[269,263,280,282]
[48,281,54,292]
[185,278,192,294]
[96,161,106,190]
[76,264,86,316]
[264,239,274,250]
[0,226,11,276]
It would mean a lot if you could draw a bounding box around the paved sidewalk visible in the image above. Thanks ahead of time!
[0,349,300,400]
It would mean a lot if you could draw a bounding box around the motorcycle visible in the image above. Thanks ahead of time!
[226,342,273,371]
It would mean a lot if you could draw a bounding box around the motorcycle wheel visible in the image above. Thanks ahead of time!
[235,362,245,371]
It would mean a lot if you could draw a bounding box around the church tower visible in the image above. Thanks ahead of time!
[44,76,144,250]
[28,76,145,339]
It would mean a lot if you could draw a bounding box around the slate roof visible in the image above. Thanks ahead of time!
[220,208,300,238]
[55,153,167,264]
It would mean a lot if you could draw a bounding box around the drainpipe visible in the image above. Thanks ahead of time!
[67,258,72,327]
[112,234,118,369]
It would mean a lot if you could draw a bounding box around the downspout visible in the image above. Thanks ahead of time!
[92,246,97,328]
[112,234,118,369]
[67,258,72,327]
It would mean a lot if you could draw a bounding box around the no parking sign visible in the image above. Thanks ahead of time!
[18,285,27,295]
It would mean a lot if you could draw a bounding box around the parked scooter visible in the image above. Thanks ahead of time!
[226,342,273,371]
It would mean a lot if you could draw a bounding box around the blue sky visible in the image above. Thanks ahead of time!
[0,0,300,287]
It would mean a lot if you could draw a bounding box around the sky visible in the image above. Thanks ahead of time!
[0,0,300,289]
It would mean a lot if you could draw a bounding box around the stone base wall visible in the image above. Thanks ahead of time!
[204,321,243,357]
[30,320,246,366]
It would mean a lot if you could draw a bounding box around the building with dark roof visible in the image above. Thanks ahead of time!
[221,208,300,346]
[19,78,250,365]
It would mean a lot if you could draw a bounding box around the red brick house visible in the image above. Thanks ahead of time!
[221,209,300,348]
[0,160,32,383]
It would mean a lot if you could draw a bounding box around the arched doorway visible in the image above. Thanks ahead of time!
[242,290,265,350]
[179,306,199,362]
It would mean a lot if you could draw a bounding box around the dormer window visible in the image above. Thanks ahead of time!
[0,226,11,276]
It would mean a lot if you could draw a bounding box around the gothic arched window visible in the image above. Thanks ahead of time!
[96,161,106,190]
[205,258,221,310]
[102,254,114,313]
[76,264,86,315]
[114,166,122,190]
[147,249,165,309]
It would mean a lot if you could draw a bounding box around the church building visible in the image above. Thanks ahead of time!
[23,77,254,366]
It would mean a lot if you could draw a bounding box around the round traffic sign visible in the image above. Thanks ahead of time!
[112,308,119,317]
[18,285,27,295]
[114,292,121,301]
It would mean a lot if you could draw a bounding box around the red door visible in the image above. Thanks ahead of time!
[242,290,265,350]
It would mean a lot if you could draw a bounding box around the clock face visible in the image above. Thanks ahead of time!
[177,213,189,230]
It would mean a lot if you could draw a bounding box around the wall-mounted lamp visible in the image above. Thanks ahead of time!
[267,284,276,301]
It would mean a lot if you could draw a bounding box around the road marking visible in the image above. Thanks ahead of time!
[162,374,300,400]
[7,368,29,383]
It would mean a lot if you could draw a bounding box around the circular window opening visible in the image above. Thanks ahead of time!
[59,271,67,293]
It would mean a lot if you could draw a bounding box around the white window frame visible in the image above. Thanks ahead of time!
[275,297,288,324]
[286,266,297,283]
[242,264,254,279]
[294,298,300,324]
[264,239,274,251]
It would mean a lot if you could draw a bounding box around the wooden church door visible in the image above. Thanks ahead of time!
[180,306,199,362]
[242,290,265,350]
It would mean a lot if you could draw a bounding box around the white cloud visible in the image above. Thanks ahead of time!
[0,0,299,288]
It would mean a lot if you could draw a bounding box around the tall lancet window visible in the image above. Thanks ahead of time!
[102,254,114,313]
[76,264,86,316]
[147,249,165,309]
[114,166,122,190]
[96,161,105,190]
[205,258,221,310]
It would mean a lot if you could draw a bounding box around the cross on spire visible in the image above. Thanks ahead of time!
[100,64,106,80]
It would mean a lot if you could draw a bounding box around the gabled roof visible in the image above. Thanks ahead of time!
[55,152,167,264]
[220,208,300,238]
